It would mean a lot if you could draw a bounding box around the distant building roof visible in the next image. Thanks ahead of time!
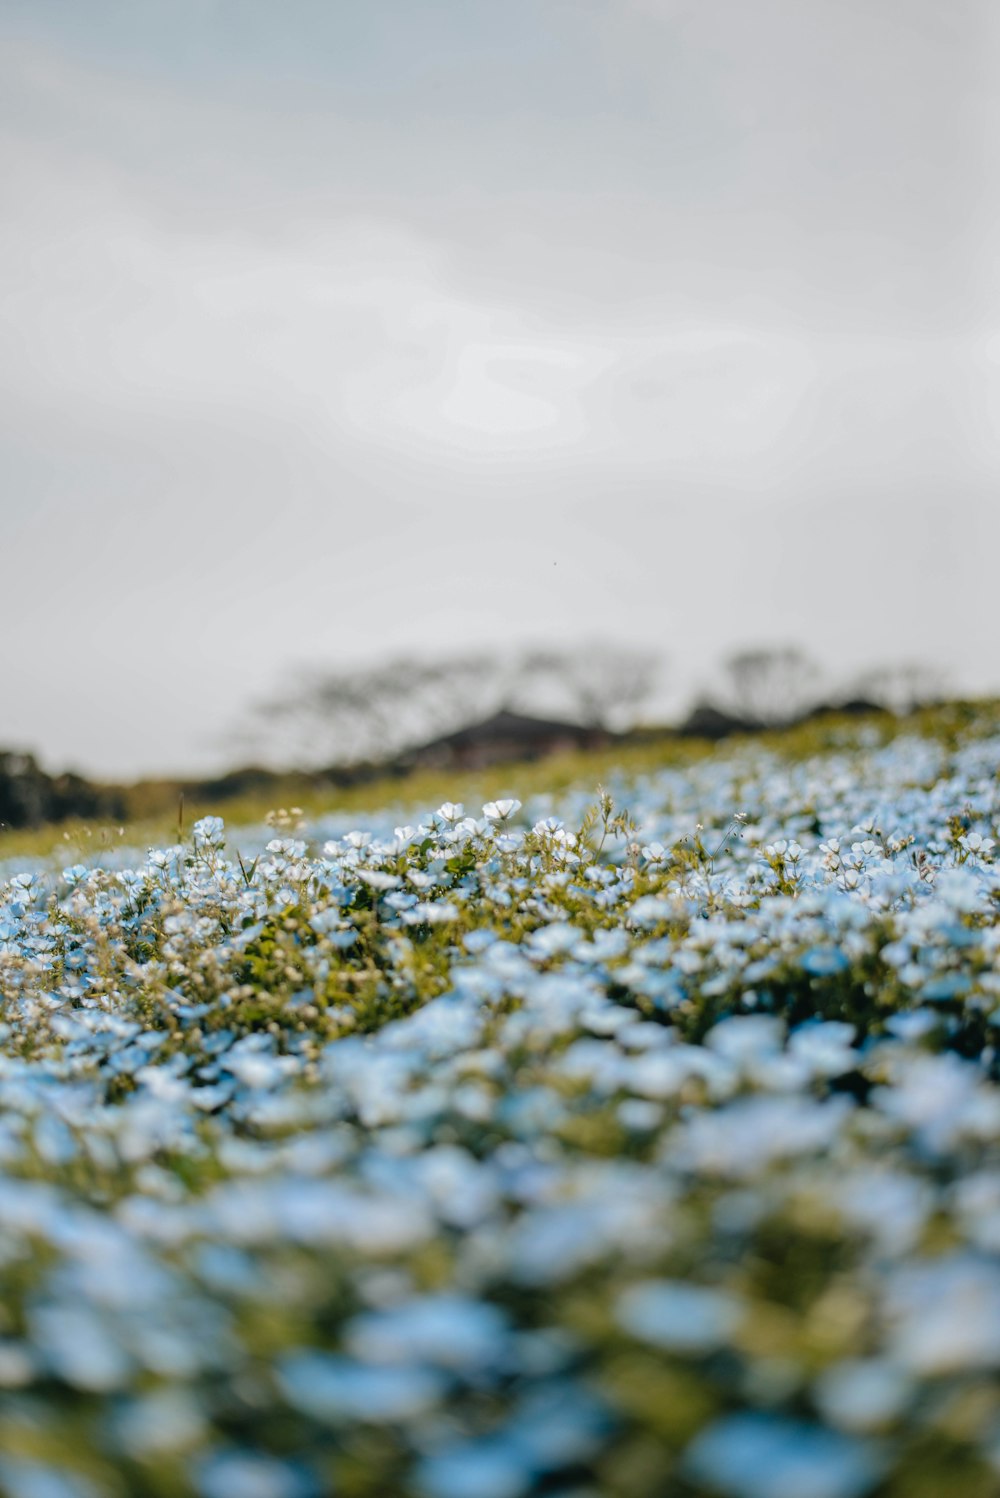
[402,709,611,769]
[421,709,598,748]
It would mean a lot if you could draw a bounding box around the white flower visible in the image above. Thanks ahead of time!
[482,799,521,822]
[356,870,402,891]
[533,816,564,835]
[403,901,460,924]
[961,831,995,858]
[192,816,226,849]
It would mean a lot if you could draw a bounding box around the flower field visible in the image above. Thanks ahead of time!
[2,713,1000,1497]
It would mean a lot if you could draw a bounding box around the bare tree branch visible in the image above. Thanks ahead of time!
[850,661,948,715]
[720,646,821,726]
[236,641,664,768]
[513,642,662,729]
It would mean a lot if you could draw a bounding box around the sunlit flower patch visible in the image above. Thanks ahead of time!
[2,718,1000,1494]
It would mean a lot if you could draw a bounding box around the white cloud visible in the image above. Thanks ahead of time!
[0,115,824,474]
[1,14,997,774]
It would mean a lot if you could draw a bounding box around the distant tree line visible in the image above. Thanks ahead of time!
[241,641,662,770]
[0,647,952,830]
[694,648,947,735]
[241,643,948,769]
[0,751,125,832]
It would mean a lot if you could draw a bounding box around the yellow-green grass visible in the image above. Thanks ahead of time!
[3,699,997,867]
[0,736,709,865]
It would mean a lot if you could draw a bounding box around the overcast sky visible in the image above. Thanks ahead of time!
[4,0,997,776]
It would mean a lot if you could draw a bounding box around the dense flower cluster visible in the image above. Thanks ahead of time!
[1,721,1000,1496]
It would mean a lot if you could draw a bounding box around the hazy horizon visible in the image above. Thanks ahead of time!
[4,1,997,777]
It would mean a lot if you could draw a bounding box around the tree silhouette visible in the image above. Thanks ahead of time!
[721,646,820,726]
[241,642,663,767]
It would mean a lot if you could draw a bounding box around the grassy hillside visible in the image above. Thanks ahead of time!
[1,699,1000,1493]
[6,699,994,867]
